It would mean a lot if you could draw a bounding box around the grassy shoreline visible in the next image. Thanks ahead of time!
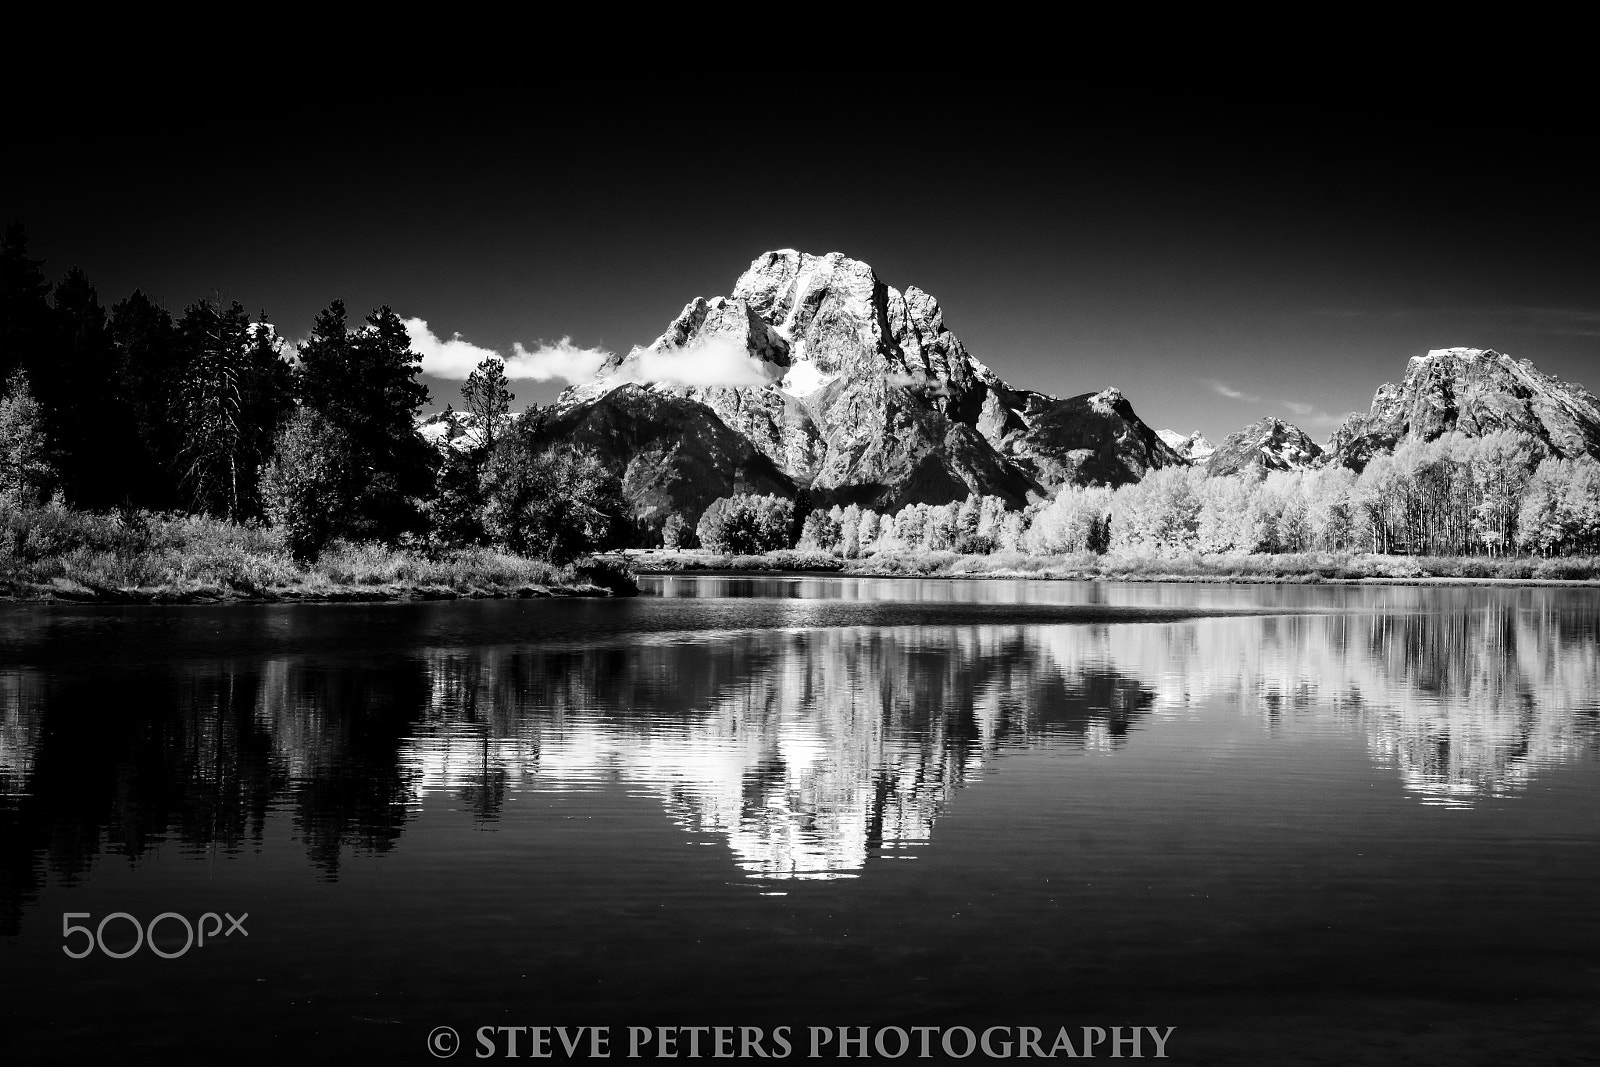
[625,548,1600,587]
[0,575,622,605]
[0,505,635,604]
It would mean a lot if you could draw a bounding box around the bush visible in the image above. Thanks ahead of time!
[480,439,631,563]
[261,409,356,562]
[572,554,640,595]
[661,513,695,549]
[696,494,794,554]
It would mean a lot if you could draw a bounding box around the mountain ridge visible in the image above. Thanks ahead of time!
[419,267,1600,536]
[1326,346,1600,470]
[541,251,1181,529]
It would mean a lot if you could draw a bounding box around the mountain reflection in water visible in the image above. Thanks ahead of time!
[2,584,1598,934]
[402,627,1153,881]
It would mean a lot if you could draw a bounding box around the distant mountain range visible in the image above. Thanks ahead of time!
[421,253,1600,535]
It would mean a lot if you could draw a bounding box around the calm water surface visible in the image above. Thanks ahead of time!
[2,577,1598,1065]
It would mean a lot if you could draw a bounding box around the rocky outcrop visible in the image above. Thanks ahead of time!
[1327,347,1600,470]
[418,409,517,452]
[1206,416,1324,477]
[1015,387,1185,487]
[551,250,1176,510]
[533,384,794,538]
[1157,429,1216,464]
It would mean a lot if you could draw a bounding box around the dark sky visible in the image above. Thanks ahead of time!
[8,75,1597,445]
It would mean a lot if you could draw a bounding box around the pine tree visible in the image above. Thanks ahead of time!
[461,356,513,452]
[110,290,184,508]
[294,302,436,541]
[0,223,52,386]
[174,298,293,520]
[44,267,129,507]
[0,369,56,504]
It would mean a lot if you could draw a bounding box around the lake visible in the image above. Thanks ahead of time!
[2,577,1598,1064]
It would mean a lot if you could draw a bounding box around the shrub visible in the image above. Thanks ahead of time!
[572,554,640,595]
[695,494,794,555]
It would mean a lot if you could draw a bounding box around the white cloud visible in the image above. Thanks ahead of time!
[1301,411,1349,430]
[401,316,775,390]
[404,317,506,379]
[507,337,613,382]
[404,318,614,383]
[248,321,301,362]
[626,336,773,390]
[1279,398,1346,430]
[1210,380,1263,404]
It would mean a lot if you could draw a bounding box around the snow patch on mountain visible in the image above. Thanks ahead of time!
[1157,429,1216,463]
[1327,346,1600,470]
[779,357,836,398]
[1205,417,1323,476]
[546,249,1180,506]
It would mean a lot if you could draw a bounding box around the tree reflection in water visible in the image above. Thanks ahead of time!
[2,588,1597,933]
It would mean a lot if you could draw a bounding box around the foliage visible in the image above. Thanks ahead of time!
[571,554,640,595]
[260,408,357,562]
[424,445,490,550]
[798,509,842,552]
[175,301,293,521]
[1517,455,1600,555]
[1025,487,1112,555]
[0,497,580,596]
[661,512,696,549]
[1109,467,1203,555]
[461,356,514,451]
[480,437,630,563]
[0,370,57,504]
[294,302,436,541]
[695,493,794,555]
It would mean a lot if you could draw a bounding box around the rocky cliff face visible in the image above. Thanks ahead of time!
[1017,387,1185,486]
[551,250,1177,512]
[1206,416,1324,477]
[1157,429,1216,464]
[1327,347,1600,470]
[535,384,794,538]
[419,409,516,451]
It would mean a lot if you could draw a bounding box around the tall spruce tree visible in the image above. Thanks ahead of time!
[294,301,435,541]
[110,290,184,509]
[174,298,292,520]
[0,369,57,504]
[0,223,52,386]
[48,267,134,508]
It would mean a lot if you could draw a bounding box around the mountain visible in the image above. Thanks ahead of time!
[1157,429,1216,464]
[1327,347,1600,471]
[535,385,795,533]
[547,250,1179,524]
[419,409,506,451]
[1205,416,1324,477]
[1016,387,1185,486]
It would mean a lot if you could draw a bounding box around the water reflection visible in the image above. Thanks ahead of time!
[1083,606,1600,806]
[2,585,1598,933]
[402,628,1152,879]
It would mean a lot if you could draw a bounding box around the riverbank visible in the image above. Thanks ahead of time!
[0,506,636,603]
[626,548,1600,586]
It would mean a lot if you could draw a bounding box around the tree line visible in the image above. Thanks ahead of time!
[6,221,1597,566]
[692,430,1600,559]
[0,224,629,564]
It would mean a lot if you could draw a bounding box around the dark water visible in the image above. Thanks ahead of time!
[2,577,1599,1065]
